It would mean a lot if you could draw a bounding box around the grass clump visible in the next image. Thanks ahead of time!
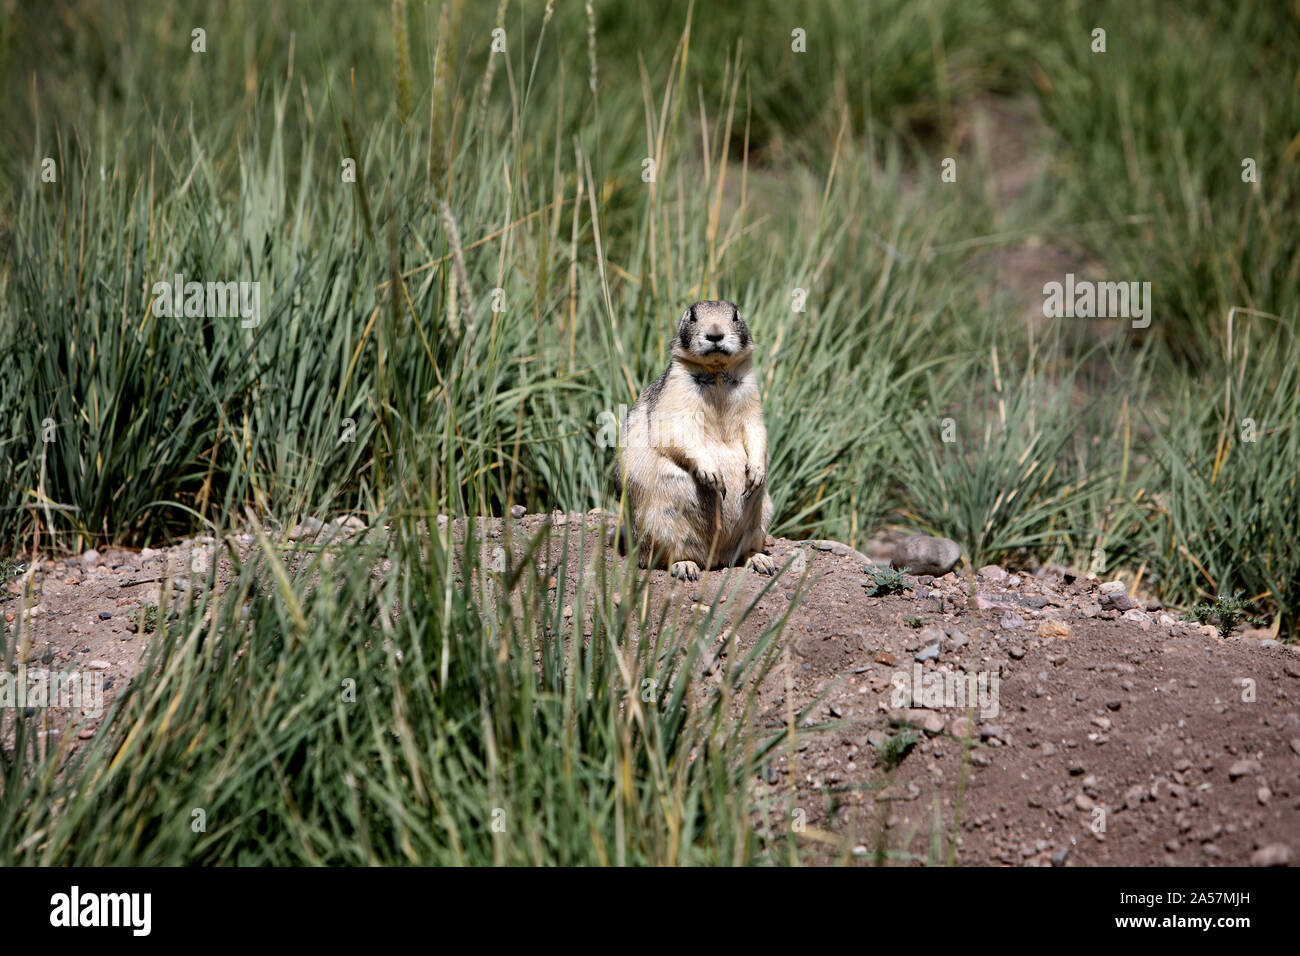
[1189,592,1251,640]
[0,514,788,865]
[129,603,159,635]
[877,731,917,771]
[864,565,913,597]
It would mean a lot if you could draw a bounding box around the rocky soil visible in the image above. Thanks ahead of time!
[4,511,1297,867]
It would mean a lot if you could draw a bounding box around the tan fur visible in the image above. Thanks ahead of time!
[620,301,775,581]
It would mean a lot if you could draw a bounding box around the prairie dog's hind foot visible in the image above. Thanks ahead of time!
[746,552,776,575]
[669,560,702,582]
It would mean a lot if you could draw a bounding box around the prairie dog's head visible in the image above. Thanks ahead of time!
[671,300,753,369]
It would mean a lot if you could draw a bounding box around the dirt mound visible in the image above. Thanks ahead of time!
[529,512,1299,866]
[6,511,1297,866]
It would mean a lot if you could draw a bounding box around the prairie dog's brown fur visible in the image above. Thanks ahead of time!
[620,300,775,581]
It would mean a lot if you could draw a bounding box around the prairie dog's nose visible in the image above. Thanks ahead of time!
[704,329,725,342]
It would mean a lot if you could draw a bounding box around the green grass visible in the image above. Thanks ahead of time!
[1144,328,1300,634]
[1189,592,1251,640]
[1008,0,1300,368]
[891,356,1120,570]
[864,565,913,597]
[876,730,918,771]
[1,514,795,864]
[130,603,160,635]
[1,0,1298,864]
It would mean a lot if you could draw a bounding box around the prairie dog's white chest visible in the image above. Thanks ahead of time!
[659,366,752,447]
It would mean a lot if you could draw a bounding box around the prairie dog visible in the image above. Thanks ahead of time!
[620,300,775,581]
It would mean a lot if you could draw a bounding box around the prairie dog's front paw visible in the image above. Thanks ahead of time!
[746,552,776,575]
[743,462,766,497]
[692,460,726,498]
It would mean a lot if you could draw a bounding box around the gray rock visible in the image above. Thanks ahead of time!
[510,504,527,518]
[976,592,1011,611]
[288,516,326,541]
[917,625,946,645]
[891,535,961,577]
[914,643,940,663]
[1250,843,1292,867]
[1101,591,1135,611]
[1228,759,1262,781]
[1035,564,1079,584]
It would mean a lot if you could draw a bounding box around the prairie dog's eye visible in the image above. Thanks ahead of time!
[732,309,740,323]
